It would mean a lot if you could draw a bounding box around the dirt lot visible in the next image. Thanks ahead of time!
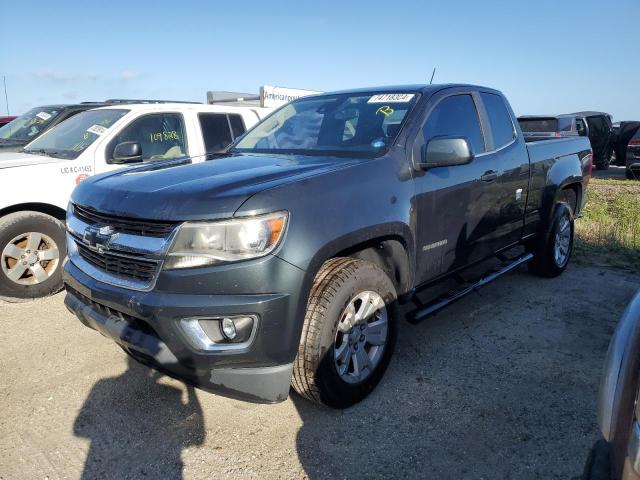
[1,263,638,480]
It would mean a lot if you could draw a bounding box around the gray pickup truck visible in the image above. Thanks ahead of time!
[63,84,592,408]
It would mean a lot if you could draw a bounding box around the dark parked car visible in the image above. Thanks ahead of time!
[0,116,16,128]
[518,114,583,139]
[0,103,111,152]
[583,290,640,480]
[626,128,640,180]
[63,84,591,408]
[611,122,640,168]
[519,112,613,169]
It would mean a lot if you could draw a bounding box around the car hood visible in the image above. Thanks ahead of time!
[0,139,28,153]
[0,151,68,169]
[71,153,362,221]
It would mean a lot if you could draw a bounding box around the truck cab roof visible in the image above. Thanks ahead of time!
[323,83,500,96]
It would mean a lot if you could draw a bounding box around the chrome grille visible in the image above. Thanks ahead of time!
[67,205,177,291]
[75,241,159,282]
[72,204,177,237]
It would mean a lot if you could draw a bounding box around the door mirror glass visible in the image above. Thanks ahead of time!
[112,141,142,163]
[419,136,474,169]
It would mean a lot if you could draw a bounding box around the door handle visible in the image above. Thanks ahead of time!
[480,170,498,182]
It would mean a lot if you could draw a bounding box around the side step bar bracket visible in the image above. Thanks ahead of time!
[407,253,533,324]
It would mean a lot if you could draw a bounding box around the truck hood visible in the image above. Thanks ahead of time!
[0,151,68,169]
[71,153,361,221]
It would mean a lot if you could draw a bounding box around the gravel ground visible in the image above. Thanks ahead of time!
[0,263,638,480]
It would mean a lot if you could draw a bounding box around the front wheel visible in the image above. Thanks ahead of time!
[528,203,574,278]
[0,211,66,299]
[292,257,397,408]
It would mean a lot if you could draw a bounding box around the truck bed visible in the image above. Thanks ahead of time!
[526,136,592,164]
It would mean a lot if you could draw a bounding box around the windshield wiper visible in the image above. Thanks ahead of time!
[23,148,66,158]
[23,148,47,156]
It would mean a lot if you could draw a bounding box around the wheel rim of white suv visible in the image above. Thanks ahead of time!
[1,232,60,285]
[333,290,388,384]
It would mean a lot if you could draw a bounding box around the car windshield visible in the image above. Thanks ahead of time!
[23,109,129,159]
[232,92,420,157]
[0,106,63,142]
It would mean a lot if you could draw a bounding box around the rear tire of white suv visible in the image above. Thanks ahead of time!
[0,211,66,299]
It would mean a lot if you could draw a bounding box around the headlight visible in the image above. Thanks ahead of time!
[164,211,288,269]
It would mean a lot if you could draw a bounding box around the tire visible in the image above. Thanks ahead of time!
[627,168,636,180]
[595,156,610,170]
[528,202,574,278]
[292,257,397,408]
[0,211,66,299]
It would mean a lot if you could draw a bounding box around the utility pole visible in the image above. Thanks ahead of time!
[429,68,437,85]
[2,76,9,115]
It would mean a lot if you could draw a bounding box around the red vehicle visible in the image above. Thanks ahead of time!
[0,116,16,128]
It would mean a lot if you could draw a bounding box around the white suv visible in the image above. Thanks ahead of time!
[0,101,273,299]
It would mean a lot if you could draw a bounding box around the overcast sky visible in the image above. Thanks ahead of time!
[2,0,639,121]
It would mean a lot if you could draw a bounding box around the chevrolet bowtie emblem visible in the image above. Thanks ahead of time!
[83,225,118,252]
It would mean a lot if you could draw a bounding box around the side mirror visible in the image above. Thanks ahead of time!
[112,141,142,163]
[419,137,474,169]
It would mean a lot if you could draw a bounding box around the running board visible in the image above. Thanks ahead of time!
[407,253,533,324]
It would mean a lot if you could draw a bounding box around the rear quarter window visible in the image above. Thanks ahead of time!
[480,93,515,149]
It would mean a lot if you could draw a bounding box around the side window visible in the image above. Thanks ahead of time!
[576,118,587,136]
[228,114,246,139]
[480,93,516,148]
[557,118,574,132]
[198,113,233,153]
[420,95,485,154]
[110,113,186,162]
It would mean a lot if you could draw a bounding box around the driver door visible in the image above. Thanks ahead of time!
[411,91,503,284]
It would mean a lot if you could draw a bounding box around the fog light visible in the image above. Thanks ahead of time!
[179,315,257,351]
[221,317,237,340]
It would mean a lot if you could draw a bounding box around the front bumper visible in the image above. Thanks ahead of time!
[63,256,308,403]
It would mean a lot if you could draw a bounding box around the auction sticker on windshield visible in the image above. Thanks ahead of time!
[86,124,108,136]
[36,111,52,121]
[368,94,415,103]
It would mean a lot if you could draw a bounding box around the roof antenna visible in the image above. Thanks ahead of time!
[2,76,9,115]
[429,68,437,85]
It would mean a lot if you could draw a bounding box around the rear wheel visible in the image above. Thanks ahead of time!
[292,257,397,408]
[627,168,637,180]
[528,202,574,278]
[0,211,66,299]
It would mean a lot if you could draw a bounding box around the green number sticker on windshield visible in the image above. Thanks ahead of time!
[376,106,394,117]
[150,130,179,143]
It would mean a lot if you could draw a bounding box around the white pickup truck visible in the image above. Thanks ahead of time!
[0,94,287,299]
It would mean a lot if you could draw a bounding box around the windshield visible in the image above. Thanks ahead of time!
[24,109,129,159]
[0,106,63,142]
[232,92,420,157]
